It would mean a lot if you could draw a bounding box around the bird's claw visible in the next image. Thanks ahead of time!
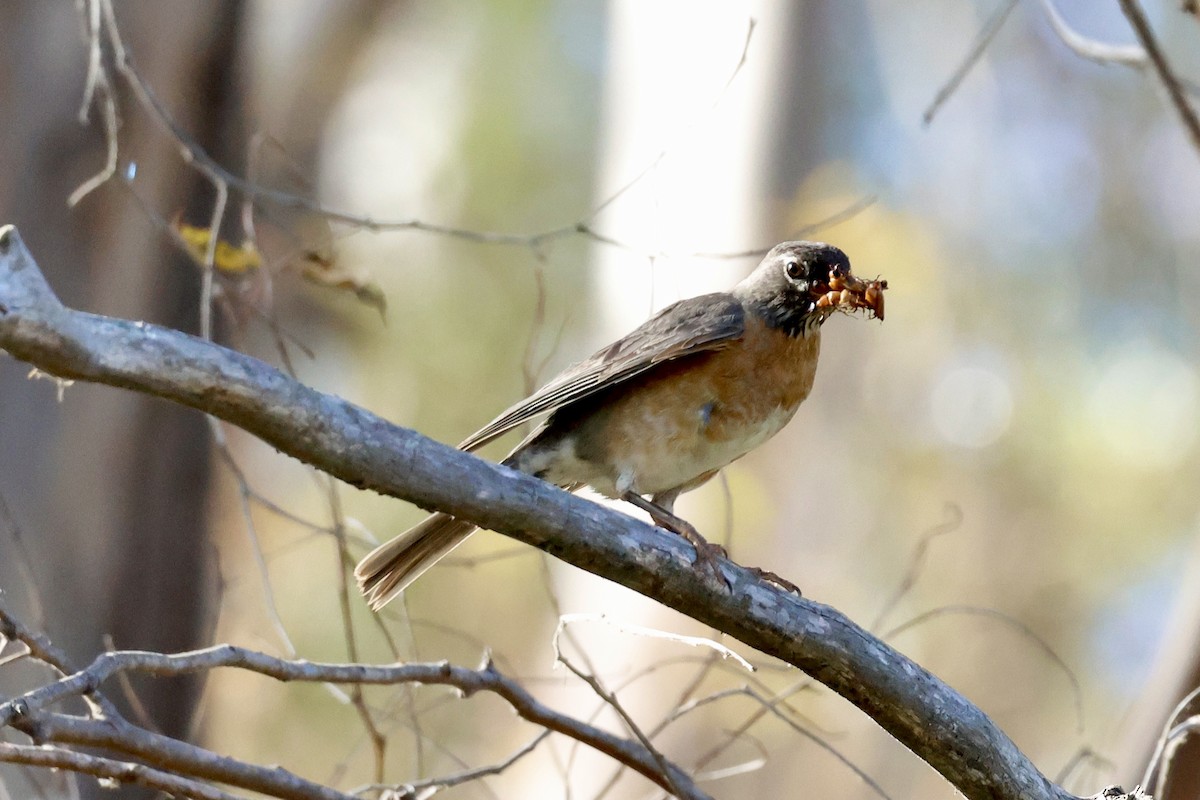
[658,518,730,589]
[650,512,793,593]
[632,495,731,588]
[746,566,801,595]
[691,540,731,589]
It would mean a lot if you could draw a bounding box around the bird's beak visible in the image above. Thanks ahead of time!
[813,269,887,321]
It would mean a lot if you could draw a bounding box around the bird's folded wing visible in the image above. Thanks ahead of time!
[458,293,746,452]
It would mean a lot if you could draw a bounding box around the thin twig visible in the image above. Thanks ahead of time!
[211,442,307,661]
[77,3,833,266]
[0,595,115,721]
[1142,683,1200,791]
[1150,715,1200,798]
[366,731,551,798]
[68,0,119,206]
[557,614,753,673]
[552,622,707,800]
[1118,0,1200,160]
[562,616,754,800]
[644,683,892,800]
[882,605,1085,735]
[593,652,725,800]
[325,477,389,782]
[1037,0,1146,67]
[198,179,229,343]
[724,686,893,800]
[0,491,47,629]
[364,689,506,800]
[869,503,962,632]
[924,0,1019,126]
[687,677,815,777]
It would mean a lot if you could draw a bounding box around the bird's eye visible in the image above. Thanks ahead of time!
[785,259,804,280]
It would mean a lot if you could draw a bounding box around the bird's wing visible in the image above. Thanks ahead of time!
[458,293,746,452]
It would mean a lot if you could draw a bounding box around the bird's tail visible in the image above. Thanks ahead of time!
[354,513,477,610]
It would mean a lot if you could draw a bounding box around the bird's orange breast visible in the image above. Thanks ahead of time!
[566,317,823,497]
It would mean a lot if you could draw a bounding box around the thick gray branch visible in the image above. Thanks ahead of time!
[0,224,1083,800]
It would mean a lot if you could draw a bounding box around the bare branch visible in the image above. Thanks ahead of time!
[0,743,247,800]
[556,613,755,673]
[552,621,708,800]
[0,635,702,798]
[71,3,845,266]
[882,605,1084,734]
[923,0,1019,126]
[1118,0,1200,161]
[924,0,1176,128]
[0,225,1091,800]
[7,710,355,800]
[1037,0,1146,67]
[211,442,310,657]
[0,595,115,723]
[727,686,893,800]
[1142,684,1200,792]
[68,0,120,206]
[366,731,550,798]
[324,477,389,782]
[1151,716,1200,799]
[869,503,962,632]
[0,490,48,628]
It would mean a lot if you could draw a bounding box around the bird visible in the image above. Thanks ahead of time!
[356,241,886,610]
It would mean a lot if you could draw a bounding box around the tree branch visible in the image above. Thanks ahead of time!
[8,709,355,800]
[0,224,1097,800]
[0,640,708,799]
[0,742,248,800]
[1118,0,1200,160]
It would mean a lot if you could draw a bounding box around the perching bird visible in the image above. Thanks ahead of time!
[356,241,886,609]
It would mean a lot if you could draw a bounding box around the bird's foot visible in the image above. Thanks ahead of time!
[661,518,730,588]
[621,492,730,588]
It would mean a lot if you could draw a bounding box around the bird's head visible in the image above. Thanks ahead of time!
[735,241,886,337]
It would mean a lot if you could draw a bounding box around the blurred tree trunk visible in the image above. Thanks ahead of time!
[0,5,399,777]
[0,0,246,752]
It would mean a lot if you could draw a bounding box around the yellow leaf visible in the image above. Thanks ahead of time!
[174,221,262,274]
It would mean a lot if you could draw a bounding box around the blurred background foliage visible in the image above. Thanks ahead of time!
[3,0,1200,798]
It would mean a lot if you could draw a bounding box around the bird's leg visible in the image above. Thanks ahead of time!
[639,491,800,596]
[648,488,729,560]
[622,492,729,587]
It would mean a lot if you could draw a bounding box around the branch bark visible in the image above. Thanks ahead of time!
[0,224,1095,800]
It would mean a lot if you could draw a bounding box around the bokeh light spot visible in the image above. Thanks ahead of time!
[1086,343,1200,471]
[930,365,1014,448]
